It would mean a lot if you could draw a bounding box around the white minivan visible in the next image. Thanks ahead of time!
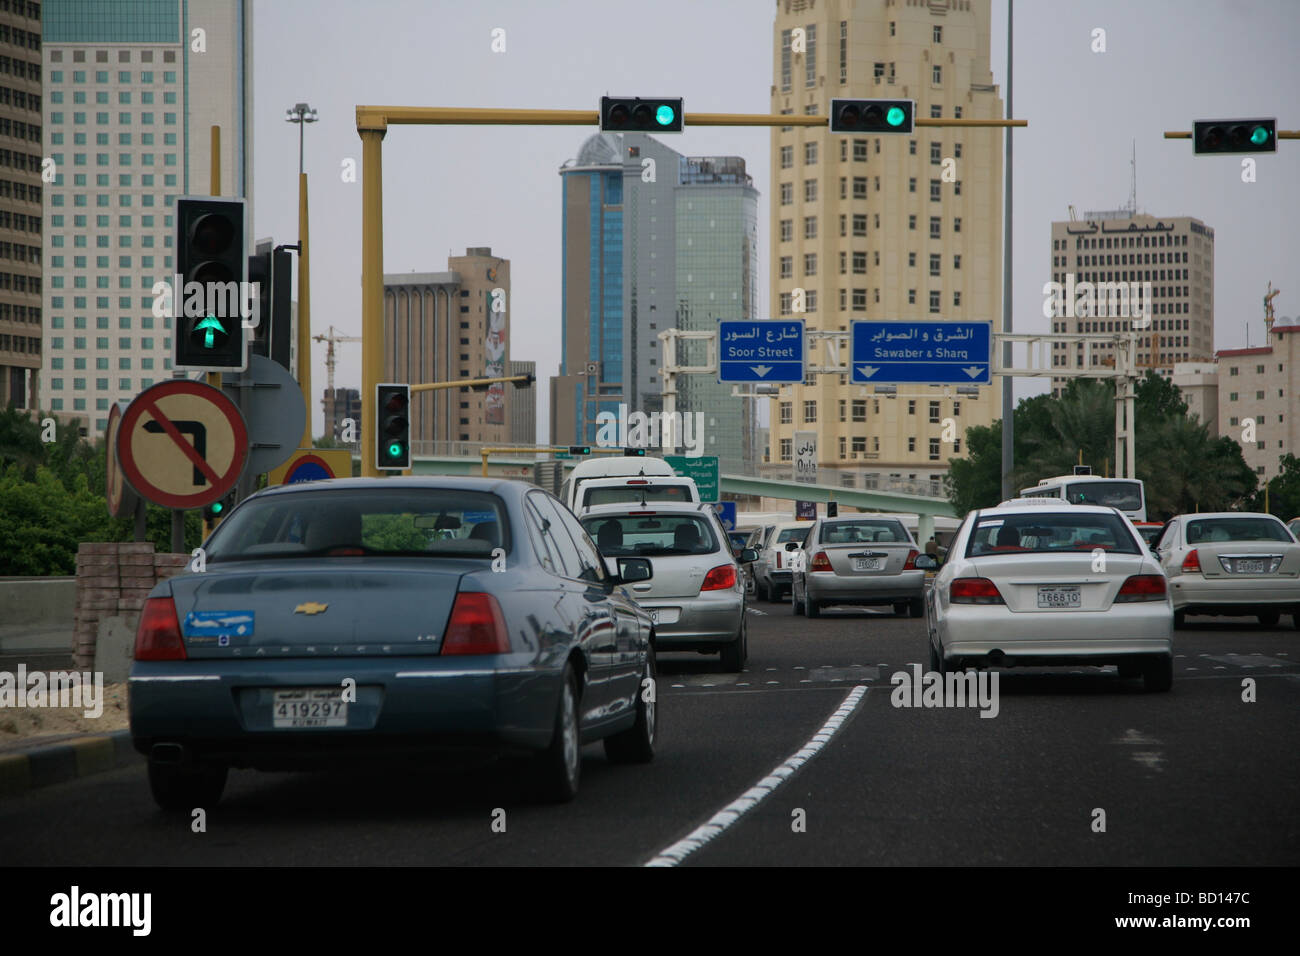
[560,456,679,513]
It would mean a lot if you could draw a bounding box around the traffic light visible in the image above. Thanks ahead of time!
[600,96,684,133]
[203,491,235,525]
[568,445,591,456]
[247,245,293,370]
[1193,119,1276,154]
[829,98,914,134]
[511,372,536,389]
[622,447,647,457]
[174,197,248,371]
[827,501,838,518]
[376,383,411,470]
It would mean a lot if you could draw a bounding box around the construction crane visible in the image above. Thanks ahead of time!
[312,325,363,394]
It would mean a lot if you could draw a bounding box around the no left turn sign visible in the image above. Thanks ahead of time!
[117,379,249,509]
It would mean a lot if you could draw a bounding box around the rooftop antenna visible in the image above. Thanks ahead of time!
[1127,141,1137,215]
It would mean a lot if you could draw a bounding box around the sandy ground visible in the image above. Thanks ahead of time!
[0,681,130,747]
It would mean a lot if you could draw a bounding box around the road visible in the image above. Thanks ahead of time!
[2,605,1297,867]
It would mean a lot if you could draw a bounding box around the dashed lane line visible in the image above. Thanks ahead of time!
[644,685,870,867]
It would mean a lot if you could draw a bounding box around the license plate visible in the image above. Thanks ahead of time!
[272,687,348,729]
[1234,559,1267,574]
[647,607,680,625]
[852,558,883,571]
[1037,586,1081,608]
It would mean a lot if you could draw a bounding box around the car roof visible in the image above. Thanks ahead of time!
[1173,512,1283,521]
[247,475,531,501]
[567,456,675,479]
[978,502,1123,517]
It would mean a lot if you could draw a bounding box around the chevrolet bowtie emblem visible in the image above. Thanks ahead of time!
[294,602,329,615]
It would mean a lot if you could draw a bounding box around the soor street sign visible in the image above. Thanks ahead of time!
[267,448,355,485]
[850,320,992,384]
[718,319,805,384]
[104,399,140,518]
[219,353,307,477]
[665,454,720,502]
[116,379,249,510]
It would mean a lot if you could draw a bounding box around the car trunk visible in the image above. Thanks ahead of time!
[970,552,1150,612]
[607,554,710,600]
[167,558,466,657]
[1190,543,1300,580]
[815,542,913,577]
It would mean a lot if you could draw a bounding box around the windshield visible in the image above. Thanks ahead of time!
[1186,517,1291,544]
[580,513,718,557]
[583,484,693,508]
[204,489,508,561]
[1064,480,1142,512]
[819,520,909,544]
[967,512,1140,557]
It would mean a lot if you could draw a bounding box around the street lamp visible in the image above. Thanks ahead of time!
[285,102,318,174]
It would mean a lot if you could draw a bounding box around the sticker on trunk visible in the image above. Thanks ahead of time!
[182,610,255,642]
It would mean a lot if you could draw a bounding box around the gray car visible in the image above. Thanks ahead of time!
[129,477,657,809]
[790,515,926,618]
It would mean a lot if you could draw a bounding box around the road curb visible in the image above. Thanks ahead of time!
[0,730,139,799]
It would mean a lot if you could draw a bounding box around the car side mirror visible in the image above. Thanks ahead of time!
[913,553,940,571]
[739,548,759,564]
[613,557,653,584]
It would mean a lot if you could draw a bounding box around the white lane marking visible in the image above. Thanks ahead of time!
[644,685,869,867]
[747,607,767,616]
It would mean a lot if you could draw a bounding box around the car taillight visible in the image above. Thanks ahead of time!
[701,564,737,590]
[1181,549,1201,573]
[776,551,783,569]
[134,597,187,661]
[442,592,510,655]
[1115,574,1167,602]
[903,549,919,570]
[810,551,833,572]
[949,577,1005,605]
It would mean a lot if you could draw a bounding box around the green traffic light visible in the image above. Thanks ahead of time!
[886,106,906,127]
[655,105,675,126]
[1250,125,1270,146]
[195,314,224,349]
[388,442,403,458]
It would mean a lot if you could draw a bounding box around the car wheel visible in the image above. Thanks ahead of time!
[1257,610,1280,628]
[1143,654,1173,693]
[928,638,942,674]
[893,601,909,617]
[720,617,747,672]
[1173,609,1186,629]
[909,597,924,618]
[1117,660,1142,679]
[807,596,821,618]
[147,759,227,812]
[759,579,772,602]
[532,665,581,802]
[604,654,656,764]
[793,583,805,615]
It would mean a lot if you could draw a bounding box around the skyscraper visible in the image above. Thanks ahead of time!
[553,132,759,472]
[40,0,254,435]
[765,0,1004,494]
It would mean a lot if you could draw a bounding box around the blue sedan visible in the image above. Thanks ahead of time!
[129,477,658,808]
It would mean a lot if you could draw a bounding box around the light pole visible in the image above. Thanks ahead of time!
[286,103,317,446]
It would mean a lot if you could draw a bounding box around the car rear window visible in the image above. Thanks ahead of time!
[966,512,1139,557]
[773,527,809,545]
[819,520,909,544]
[204,489,509,561]
[582,484,693,508]
[1185,517,1291,544]
[581,513,718,557]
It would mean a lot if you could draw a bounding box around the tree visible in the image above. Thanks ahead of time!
[1259,454,1300,519]
[0,404,45,478]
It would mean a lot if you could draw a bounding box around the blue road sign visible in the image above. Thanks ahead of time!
[713,501,737,530]
[850,320,992,384]
[718,320,805,384]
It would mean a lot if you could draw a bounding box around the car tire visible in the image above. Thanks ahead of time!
[532,665,581,803]
[1173,609,1186,629]
[1143,654,1173,693]
[807,597,821,618]
[147,759,227,812]
[893,601,908,617]
[760,579,772,602]
[720,618,747,672]
[604,654,656,764]
[1257,610,1280,628]
[1117,660,1143,679]
[928,638,942,674]
[793,584,805,615]
[909,598,924,618]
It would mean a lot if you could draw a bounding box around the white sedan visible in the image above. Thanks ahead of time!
[1150,512,1300,629]
[918,502,1173,691]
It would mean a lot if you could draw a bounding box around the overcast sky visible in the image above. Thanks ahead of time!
[251,0,1300,438]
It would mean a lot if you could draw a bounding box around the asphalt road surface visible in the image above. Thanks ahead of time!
[4,603,1297,867]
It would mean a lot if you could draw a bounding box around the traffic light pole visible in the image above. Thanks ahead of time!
[410,373,534,393]
[356,106,1026,477]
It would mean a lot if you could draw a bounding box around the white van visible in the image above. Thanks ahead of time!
[560,456,677,513]
[573,475,700,514]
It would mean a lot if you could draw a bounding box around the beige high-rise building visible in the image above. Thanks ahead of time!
[765,0,1004,494]
[1216,322,1300,483]
[1048,212,1214,394]
[383,247,513,447]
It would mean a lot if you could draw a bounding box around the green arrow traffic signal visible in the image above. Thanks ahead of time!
[195,314,225,349]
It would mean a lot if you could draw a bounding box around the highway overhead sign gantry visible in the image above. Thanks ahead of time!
[718,319,805,384]
[850,320,992,385]
[116,379,249,510]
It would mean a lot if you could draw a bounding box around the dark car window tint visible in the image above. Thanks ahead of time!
[551,503,608,583]
[966,512,1140,558]
[580,513,717,557]
[1186,517,1291,544]
[584,484,692,508]
[523,494,560,575]
[531,495,585,579]
[819,519,909,544]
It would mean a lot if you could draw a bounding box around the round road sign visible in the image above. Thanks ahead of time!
[105,399,140,517]
[117,379,249,509]
[284,454,336,483]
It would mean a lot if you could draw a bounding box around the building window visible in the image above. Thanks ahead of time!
[929,438,941,460]
[852,214,867,236]
[930,179,941,201]
[852,252,867,274]
[933,26,943,43]
[853,139,868,162]
[780,182,793,205]
[780,145,793,169]
[804,253,817,276]
[908,252,917,267]
[780,256,793,279]
[932,65,943,86]
[803,400,817,423]
[908,290,916,305]
[780,438,793,461]
[930,217,941,239]
[909,177,917,193]
[930,142,942,165]
[780,220,793,242]
[852,289,867,310]
[929,290,940,313]
[954,254,961,270]
[779,293,792,316]
[804,217,817,239]
[804,179,817,202]
[953,218,961,233]
[908,437,917,453]
[853,176,867,198]
[852,399,867,422]
[804,142,817,165]
[909,215,917,231]
[929,254,940,276]
[953,291,962,307]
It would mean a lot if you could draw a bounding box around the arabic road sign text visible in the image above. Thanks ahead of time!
[665,454,720,502]
[850,320,992,384]
[718,319,805,384]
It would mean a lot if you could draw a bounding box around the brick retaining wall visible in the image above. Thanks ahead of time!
[72,544,191,671]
